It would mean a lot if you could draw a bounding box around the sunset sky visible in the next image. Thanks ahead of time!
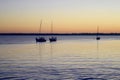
[0,0,120,33]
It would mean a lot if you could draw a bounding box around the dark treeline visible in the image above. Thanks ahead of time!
[0,33,120,36]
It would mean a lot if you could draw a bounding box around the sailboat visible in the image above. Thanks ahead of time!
[36,20,46,42]
[49,21,57,42]
[96,26,100,40]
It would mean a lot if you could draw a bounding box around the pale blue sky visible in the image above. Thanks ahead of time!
[1,0,120,16]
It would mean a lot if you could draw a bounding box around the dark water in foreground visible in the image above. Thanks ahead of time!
[0,35,120,80]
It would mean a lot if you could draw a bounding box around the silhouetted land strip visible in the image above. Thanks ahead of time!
[1,33,120,36]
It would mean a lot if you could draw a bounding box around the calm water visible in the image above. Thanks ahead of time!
[0,35,120,80]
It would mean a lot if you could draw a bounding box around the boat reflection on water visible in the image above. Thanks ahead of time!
[37,43,45,64]
[36,42,56,67]
[96,40,100,60]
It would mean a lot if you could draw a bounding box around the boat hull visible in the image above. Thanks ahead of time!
[49,37,57,42]
[36,37,46,42]
[96,37,100,40]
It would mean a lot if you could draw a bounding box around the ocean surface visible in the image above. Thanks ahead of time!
[0,35,120,80]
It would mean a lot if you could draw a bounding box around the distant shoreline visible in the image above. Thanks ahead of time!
[0,33,120,36]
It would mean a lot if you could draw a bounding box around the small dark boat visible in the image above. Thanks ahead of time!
[36,20,46,42]
[49,21,57,42]
[96,37,100,40]
[36,37,46,42]
[96,26,100,40]
[49,37,57,42]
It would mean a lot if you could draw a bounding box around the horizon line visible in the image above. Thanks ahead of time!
[1,33,120,35]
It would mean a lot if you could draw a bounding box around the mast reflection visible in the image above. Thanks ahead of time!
[37,43,45,65]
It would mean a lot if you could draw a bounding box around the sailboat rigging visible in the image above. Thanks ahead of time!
[49,21,57,42]
[36,20,46,42]
[96,26,100,40]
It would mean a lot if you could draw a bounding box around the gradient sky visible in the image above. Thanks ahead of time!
[0,0,120,33]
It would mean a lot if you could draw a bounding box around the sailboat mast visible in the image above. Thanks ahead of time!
[97,26,99,36]
[39,20,42,34]
[51,21,53,34]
